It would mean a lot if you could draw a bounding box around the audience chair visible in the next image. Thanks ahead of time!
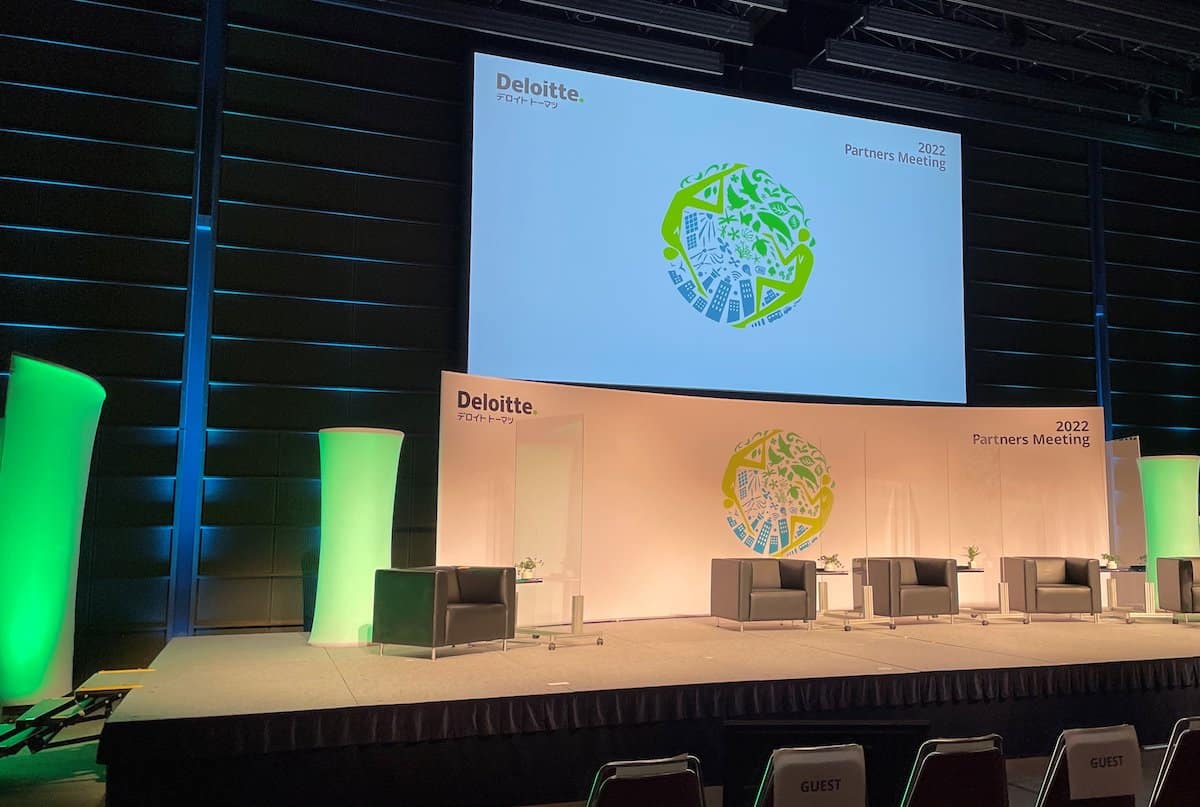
[584,753,705,807]
[711,558,817,630]
[373,566,515,660]
[860,557,959,629]
[1156,558,1200,624]
[899,734,1007,807]
[1002,557,1101,623]
[752,743,866,807]
[1034,724,1141,807]
[1148,716,1200,806]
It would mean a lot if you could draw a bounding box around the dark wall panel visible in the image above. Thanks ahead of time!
[0,0,201,678]
[1104,144,1200,455]
[198,0,463,632]
[962,126,1096,407]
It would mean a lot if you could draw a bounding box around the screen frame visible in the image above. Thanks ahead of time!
[461,47,970,408]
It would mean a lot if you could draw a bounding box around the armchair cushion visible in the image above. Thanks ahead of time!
[749,589,808,621]
[1035,558,1067,584]
[1036,584,1093,613]
[445,602,508,644]
[900,585,951,615]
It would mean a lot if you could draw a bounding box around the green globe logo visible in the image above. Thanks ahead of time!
[661,163,815,328]
[721,429,835,556]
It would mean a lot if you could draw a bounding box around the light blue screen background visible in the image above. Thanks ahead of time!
[469,53,966,403]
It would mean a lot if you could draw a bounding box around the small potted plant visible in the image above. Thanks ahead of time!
[816,553,841,571]
[963,545,980,569]
[516,555,543,580]
[1101,552,1119,570]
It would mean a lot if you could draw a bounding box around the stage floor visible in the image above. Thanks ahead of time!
[109,615,1200,724]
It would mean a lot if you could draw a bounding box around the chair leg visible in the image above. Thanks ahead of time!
[807,619,814,631]
[431,647,437,661]
[379,643,384,657]
[949,614,955,624]
[739,622,744,632]
[502,639,508,651]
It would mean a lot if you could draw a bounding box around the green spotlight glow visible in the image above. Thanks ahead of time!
[1137,455,1200,585]
[309,427,404,646]
[0,355,105,704]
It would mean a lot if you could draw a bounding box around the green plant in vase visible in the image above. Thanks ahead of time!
[964,545,981,569]
[1101,552,1119,570]
[816,553,841,570]
[517,556,543,580]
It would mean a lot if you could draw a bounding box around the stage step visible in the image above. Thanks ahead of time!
[0,725,38,756]
[15,697,74,728]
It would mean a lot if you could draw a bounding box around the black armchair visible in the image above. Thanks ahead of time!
[861,557,959,629]
[1002,557,1101,623]
[373,566,516,659]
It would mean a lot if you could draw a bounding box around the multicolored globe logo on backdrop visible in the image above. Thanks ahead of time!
[721,429,835,557]
[661,163,815,328]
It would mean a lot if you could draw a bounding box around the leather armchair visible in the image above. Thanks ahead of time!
[1157,557,1200,623]
[711,558,816,629]
[862,557,959,629]
[1002,557,1101,623]
[373,566,516,659]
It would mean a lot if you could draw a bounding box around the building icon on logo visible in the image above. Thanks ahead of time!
[661,164,816,329]
[720,429,835,556]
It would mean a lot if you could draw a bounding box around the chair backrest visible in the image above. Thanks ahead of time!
[752,744,866,807]
[1149,717,1200,807]
[899,735,1006,807]
[585,754,705,807]
[1036,558,1068,584]
[749,559,782,590]
[1035,725,1141,807]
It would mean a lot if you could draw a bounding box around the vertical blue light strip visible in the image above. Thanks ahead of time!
[168,0,225,636]
[1088,141,1113,441]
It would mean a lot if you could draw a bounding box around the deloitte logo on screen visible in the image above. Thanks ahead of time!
[721,429,835,557]
[495,72,583,102]
[661,164,815,328]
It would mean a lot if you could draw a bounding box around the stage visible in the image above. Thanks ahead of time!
[97,615,1200,805]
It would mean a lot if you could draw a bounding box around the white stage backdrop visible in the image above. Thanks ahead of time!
[437,372,1108,622]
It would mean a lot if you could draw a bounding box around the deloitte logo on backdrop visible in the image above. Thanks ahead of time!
[661,163,815,328]
[495,72,583,102]
[721,429,835,557]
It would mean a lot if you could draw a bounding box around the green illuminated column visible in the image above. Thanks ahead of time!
[1137,455,1200,585]
[310,427,404,646]
[0,355,106,705]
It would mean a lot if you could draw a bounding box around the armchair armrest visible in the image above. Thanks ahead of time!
[865,558,901,617]
[1157,557,1200,613]
[1065,558,1102,614]
[1002,557,1036,613]
[711,559,752,621]
[373,567,451,648]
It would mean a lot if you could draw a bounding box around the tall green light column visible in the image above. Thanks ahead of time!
[1137,455,1200,585]
[310,427,404,646]
[0,355,106,705]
